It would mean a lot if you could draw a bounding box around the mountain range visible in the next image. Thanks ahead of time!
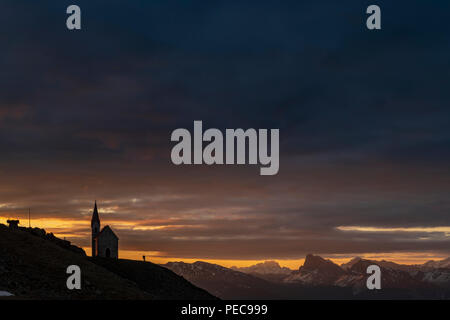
[231,261,292,283]
[164,254,450,299]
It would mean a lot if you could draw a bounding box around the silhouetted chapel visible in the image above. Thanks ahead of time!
[91,201,119,258]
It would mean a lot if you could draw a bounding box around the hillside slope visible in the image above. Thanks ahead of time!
[93,258,216,300]
[0,224,214,299]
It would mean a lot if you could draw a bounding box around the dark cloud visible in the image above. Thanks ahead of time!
[0,0,449,260]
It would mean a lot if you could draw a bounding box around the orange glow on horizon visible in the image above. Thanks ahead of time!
[337,225,450,235]
[2,217,448,269]
[83,247,449,269]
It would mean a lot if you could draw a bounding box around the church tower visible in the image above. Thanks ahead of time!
[91,200,100,257]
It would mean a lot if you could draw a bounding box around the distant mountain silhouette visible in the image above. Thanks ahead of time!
[163,261,358,299]
[284,254,450,298]
[232,261,292,275]
[422,257,450,270]
[231,261,292,283]
[0,223,214,299]
[165,254,450,299]
[163,261,284,299]
[284,254,347,286]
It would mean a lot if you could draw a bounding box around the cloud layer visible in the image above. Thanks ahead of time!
[0,0,449,261]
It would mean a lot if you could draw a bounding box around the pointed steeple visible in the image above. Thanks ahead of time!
[91,200,100,227]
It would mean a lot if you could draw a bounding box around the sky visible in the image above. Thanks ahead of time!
[1,0,450,268]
